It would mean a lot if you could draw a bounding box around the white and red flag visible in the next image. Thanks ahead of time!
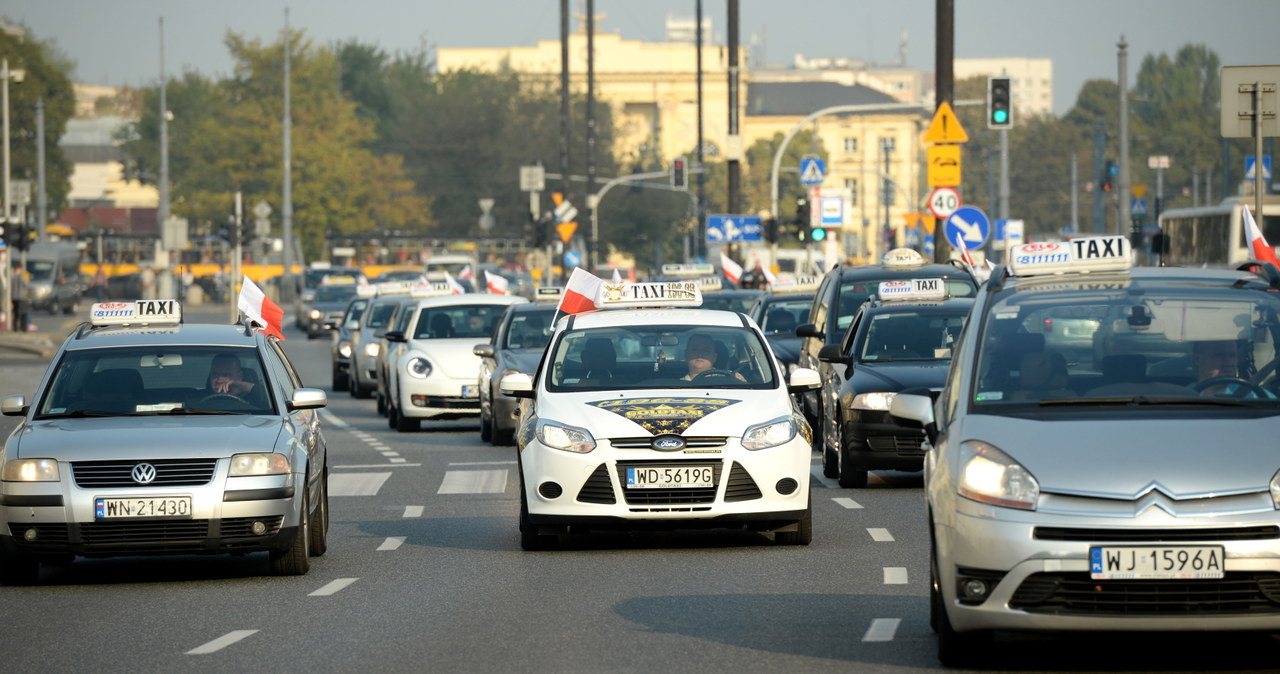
[611,267,623,284]
[443,271,466,295]
[237,276,285,340]
[720,251,743,285]
[556,267,604,315]
[484,270,509,295]
[953,233,976,268]
[458,265,474,281]
[1244,205,1280,267]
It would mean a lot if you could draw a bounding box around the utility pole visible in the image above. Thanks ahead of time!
[1091,122,1106,233]
[281,8,294,303]
[933,0,954,262]
[695,0,705,262]
[35,98,45,240]
[585,0,597,269]
[726,0,741,219]
[559,0,570,204]
[1116,36,1131,238]
[158,16,174,300]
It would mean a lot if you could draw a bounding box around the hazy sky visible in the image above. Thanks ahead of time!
[5,0,1279,116]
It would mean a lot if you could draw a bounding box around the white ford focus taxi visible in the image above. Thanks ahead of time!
[501,279,821,550]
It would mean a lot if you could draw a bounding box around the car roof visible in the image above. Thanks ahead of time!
[63,322,262,352]
[411,294,528,310]
[864,296,975,316]
[564,307,750,330]
[836,262,973,283]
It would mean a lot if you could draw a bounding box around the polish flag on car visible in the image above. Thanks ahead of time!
[237,276,285,340]
[720,252,744,285]
[1244,206,1280,267]
[953,233,976,268]
[556,267,604,315]
[484,270,509,295]
[458,265,474,281]
[443,271,466,294]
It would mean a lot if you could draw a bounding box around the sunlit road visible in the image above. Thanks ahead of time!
[0,314,1277,672]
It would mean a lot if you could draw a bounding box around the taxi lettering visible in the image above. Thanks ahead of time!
[136,300,175,316]
[1072,237,1123,259]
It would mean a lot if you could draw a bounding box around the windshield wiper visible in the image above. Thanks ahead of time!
[1035,396,1261,408]
[35,410,121,419]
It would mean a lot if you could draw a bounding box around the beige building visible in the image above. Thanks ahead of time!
[955,57,1054,118]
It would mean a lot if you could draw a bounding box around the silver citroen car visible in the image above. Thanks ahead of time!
[891,236,1280,666]
[0,300,329,584]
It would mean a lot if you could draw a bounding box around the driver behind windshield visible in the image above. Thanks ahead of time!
[681,334,745,381]
[204,353,258,396]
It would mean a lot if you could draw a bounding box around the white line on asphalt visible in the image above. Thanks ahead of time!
[319,409,348,428]
[369,443,391,451]
[379,450,398,456]
[350,431,373,438]
[309,578,359,596]
[883,567,908,584]
[833,497,863,509]
[390,458,406,464]
[868,528,895,542]
[862,618,901,642]
[448,461,517,466]
[403,505,424,518]
[377,536,407,551]
[438,469,509,494]
[332,463,422,469]
[186,630,259,655]
[329,472,392,496]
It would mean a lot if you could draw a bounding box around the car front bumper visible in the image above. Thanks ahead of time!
[401,376,480,418]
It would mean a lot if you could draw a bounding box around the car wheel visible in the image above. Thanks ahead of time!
[493,420,515,447]
[837,424,868,488]
[519,484,558,551]
[821,412,839,478]
[270,484,311,575]
[331,367,349,392]
[480,405,493,443]
[62,298,76,315]
[395,409,420,432]
[773,490,812,545]
[351,382,372,400]
[0,555,40,585]
[387,401,399,429]
[308,470,329,557]
[376,392,387,416]
[933,536,990,666]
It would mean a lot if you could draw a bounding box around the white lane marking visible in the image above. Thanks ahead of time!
[883,567,908,585]
[868,528,895,542]
[862,618,901,642]
[438,469,508,494]
[377,536,407,551]
[369,443,392,451]
[448,461,517,466]
[329,472,392,496]
[309,578,359,596]
[390,458,407,464]
[332,463,421,469]
[186,630,259,655]
[833,497,863,509]
[319,409,348,428]
[379,451,399,456]
[403,505,424,518]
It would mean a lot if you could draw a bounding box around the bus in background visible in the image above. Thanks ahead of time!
[1157,194,1280,267]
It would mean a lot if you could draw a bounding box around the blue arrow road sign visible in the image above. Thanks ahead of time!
[944,206,990,248]
[563,249,582,268]
[705,215,762,242]
[799,157,825,186]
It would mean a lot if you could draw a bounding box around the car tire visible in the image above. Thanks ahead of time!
[394,409,420,432]
[493,421,515,447]
[387,401,400,429]
[0,556,40,585]
[376,392,387,416]
[933,536,990,666]
[480,405,493,443]
[351,382,372,400]
[838,424,869,488]
[774,490,812,545]
[269,485,311,576]
[519,486,558,551]
[308,470,329,557]
[332,367,349,392]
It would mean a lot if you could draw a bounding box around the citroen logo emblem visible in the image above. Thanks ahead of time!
[131,463,157,484]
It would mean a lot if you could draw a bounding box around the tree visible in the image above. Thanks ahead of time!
[0,27,75,226]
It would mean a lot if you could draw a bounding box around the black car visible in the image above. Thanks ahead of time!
[818,294,973,487]
[330,294,371,391]
[304,281,360,339]
[796,249,977,442]
[746,278,819,376]
[473,294,560,445]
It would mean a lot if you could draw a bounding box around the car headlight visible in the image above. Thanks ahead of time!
[309,309,322,320]
[852,391,896,411]
[742,415,797,450]
[338,342,352,358]
[958,440,1039,510]
[536,419,596,453]
[364,342,381,358]
[1270,469,1280,509]
[406,357,432,379]
[2,458,60,482]
[229,453,291,476]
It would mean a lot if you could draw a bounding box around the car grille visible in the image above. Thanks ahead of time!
[8,516,288,555]
[576,464,616,504]
[1009,572,1280,615]
[865,434,925,454]
[6,522,70,545]
[609,436,728,450]
[1034,526,1280,542]
[615,460,722,506]
[723,462,762,502]
[72,459,219,488]
[80,519,212,551]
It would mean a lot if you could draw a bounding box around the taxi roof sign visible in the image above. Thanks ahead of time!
[697,276,723,292]
[409,282,455,298]
[1007,236,1132,277]
[661,263,716,277]
[375,280,418,296]
[320,274,358,286]
[881,248,926,270]
[598,281,702,309]
[533,286,564,303]
[768,275,821,294]
[877,278,947,303]
[90,300,183,327]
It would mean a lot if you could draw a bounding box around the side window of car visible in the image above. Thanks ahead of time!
[265,342,300,398]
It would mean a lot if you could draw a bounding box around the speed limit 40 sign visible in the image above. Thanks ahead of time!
[927,186,961,219]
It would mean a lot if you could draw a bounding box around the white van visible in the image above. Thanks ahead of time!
[25,242,84,314]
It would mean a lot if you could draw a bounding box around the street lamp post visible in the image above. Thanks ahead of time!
[2,59,25,332]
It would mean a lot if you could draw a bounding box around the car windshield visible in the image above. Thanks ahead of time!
[412,304,508,339]
[859,308,967,362]
[503,309,557,350]
[35,346,275,418]
[545,324,777,392]
[701,293,761,314]
[26,261,55,282]
[758,298,811,336]
[364,300,400,328]
[972,281,1280,407]
[837,276,975,331]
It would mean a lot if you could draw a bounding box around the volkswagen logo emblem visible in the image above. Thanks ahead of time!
[651,435,686,452]
[131,462,157,484]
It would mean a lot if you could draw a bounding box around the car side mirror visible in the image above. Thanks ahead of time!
[889,393,937,445]
[817,343,845,363]
[383,330,406,343]
[796,323,822,339]
[787,368,821,393]
[500,372,535,399]
[473,344,496,358]
[2,394,27,416]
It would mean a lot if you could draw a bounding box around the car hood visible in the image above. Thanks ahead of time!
[502,348,544,375]
[537,388,788,438]
[961,414,1280,497]
[10,415,285,461]
[408,337,486,379]
[766,336,801,366]
[848,361,950,392]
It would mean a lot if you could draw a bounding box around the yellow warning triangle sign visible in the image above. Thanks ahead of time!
[923,102,969,144]
[557,221,578,244]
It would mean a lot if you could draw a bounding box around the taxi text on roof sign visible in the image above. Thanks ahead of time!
[598,281,703,308]
[878,278,946,302]
[881,247,926,270]
[320,274,358,286]
[90,300,183,326]
[768,275,821,294]
[534,286,564,303]
[661,263,716,277]
[409,282,455,298]
[1007,235,1132,277]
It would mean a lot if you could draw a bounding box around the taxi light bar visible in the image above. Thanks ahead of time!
[375,280,419,296]
[661,263,716,277]
[769,275,821,294]
[534,287,564,303]
[697,276,723,292]
[598,281,703,308]
[320,274,358,286]
[878,279,946,302]
[410,282,455,298]
[882,248,926,270]
[90,300,182,327]
[1007,235,1132,277]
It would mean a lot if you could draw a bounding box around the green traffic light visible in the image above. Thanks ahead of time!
[811,228,826,241]
[992,110,1008,124]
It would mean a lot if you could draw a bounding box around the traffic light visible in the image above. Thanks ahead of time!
[987,76,1012,129]
[1102,160,1116,192]
[811,227,828,242]
[671,157,687,190]
[795,196,810,227]
[763,217,778,244]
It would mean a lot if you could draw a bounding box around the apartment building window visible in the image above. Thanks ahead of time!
[844,178,859,206]
[843,137,858,154]
[879,137,896,153]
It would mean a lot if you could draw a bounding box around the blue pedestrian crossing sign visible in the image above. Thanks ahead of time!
[1131,199,1148,217]
[1245,155,1272,182]
[799,156,825,186]
[943,206,990,249]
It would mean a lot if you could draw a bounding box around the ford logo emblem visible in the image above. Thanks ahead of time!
[651,435,686,451]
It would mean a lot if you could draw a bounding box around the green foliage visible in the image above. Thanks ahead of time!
[0,28,75,223]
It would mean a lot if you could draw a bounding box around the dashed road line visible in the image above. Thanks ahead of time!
[186,630,259,655]
[403,505,424,518]
[332,463,421,469]
[448,460,517,466]
[377,536,407,551]
[868,527,894,542]
[438,469,508,494]
[310,578,359,596]
[329,472,392,496]
[883,567,908,585]
[833,497,863,509]
[862,618,901,642]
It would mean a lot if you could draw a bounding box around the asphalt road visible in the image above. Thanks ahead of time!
[0,312,1277,672]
